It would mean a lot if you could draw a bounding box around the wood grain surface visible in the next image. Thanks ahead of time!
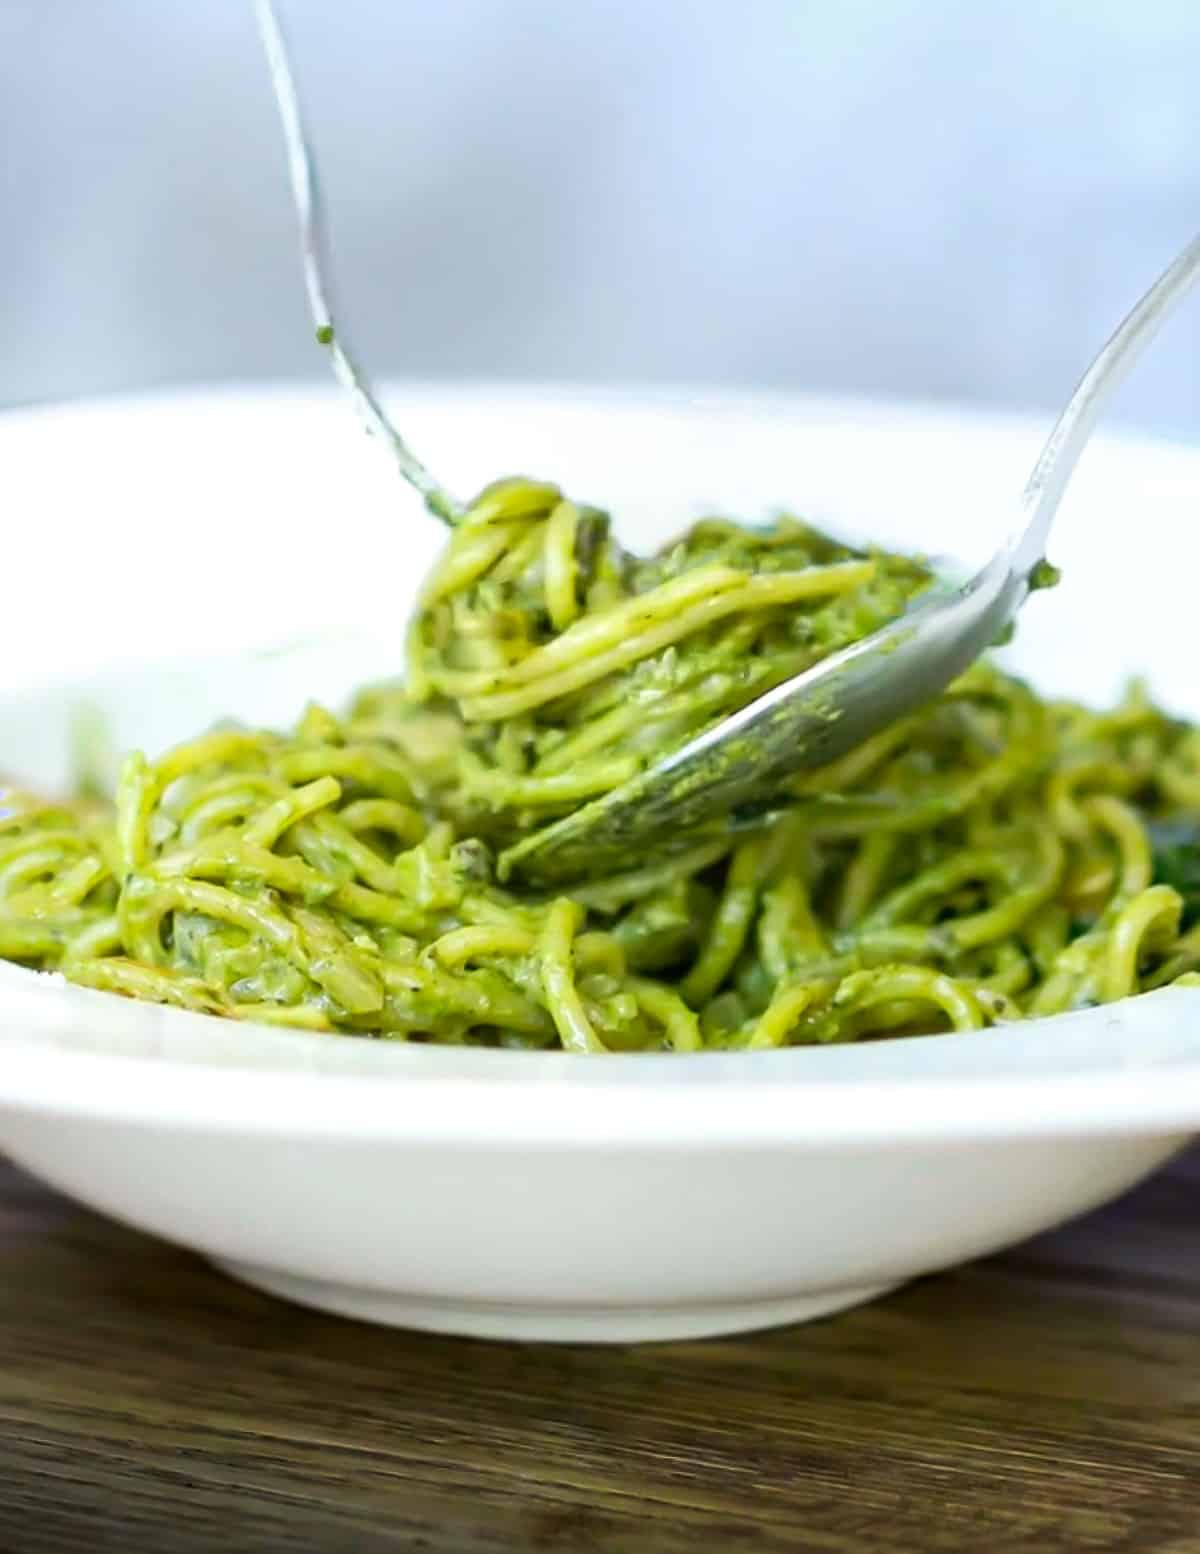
[0,1150,1198,1554]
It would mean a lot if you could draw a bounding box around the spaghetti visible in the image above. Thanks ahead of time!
[4,475,1199,1050]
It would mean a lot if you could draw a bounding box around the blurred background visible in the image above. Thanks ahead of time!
[3,0,1199,437]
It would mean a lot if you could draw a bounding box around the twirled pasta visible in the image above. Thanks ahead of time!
[3,476,1198,1049]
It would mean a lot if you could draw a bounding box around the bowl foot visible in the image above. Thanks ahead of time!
[214,1259,901,1342]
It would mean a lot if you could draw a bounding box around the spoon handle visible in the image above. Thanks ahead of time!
[1010,231,1200,579]
[255,0,460,525]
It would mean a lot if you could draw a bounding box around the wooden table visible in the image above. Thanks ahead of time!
[1,1150,1198,1554]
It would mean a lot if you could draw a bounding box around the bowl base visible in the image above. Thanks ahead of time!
[214,1258,900,1342]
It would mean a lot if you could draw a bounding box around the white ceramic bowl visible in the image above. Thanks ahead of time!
[2,384,1199,1343]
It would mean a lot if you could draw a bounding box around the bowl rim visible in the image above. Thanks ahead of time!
[3,962,1200,1144]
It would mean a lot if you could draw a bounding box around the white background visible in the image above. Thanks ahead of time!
[3,1,1199,437]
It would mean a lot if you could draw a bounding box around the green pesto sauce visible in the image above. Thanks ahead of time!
[2,478,1197,1051]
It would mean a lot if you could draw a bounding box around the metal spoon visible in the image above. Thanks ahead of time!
[255,2,1200,886]
[505,226,1200,884]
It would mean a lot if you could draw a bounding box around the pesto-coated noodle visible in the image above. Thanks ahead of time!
[4,476,1199,1049]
